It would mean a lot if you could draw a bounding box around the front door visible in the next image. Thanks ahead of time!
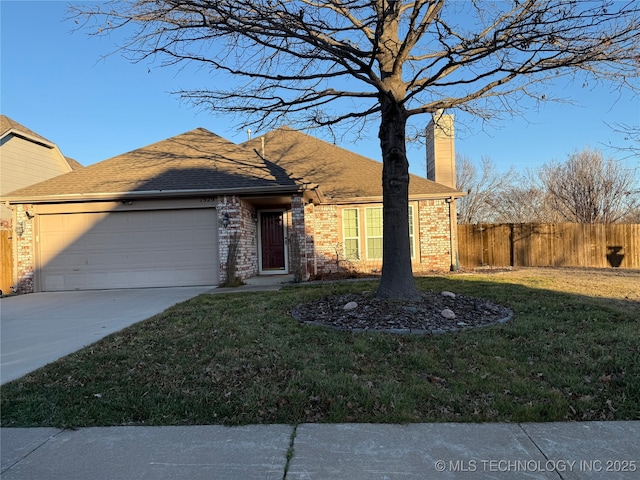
[259,211,287,273]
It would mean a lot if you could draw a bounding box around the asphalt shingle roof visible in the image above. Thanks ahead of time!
[4,128,296,200]
[243,127,459,200]
[4,126,461,202]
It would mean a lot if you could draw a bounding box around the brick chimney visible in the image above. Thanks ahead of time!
[426,111,456,188]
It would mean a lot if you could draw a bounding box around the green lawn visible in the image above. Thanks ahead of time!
[1,271,638,427]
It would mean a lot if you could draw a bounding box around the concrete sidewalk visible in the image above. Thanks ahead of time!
[1,422,638,479]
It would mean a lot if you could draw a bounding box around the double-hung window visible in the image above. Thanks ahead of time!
[365,207,383,260]
[343,205,415,261]
[342,208,360,260]
[408,205,415,258]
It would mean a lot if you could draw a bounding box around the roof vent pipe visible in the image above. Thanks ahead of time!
[247,129,252,140]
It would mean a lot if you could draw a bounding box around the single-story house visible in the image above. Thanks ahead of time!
[3,118,464,293]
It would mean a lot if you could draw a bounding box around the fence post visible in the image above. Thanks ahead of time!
[509,224,515,267]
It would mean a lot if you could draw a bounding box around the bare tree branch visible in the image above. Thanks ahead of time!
[455,155,515,224]
[70,0,640,130]
[605,121,640,157]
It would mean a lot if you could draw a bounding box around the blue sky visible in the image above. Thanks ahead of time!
[2,0,638,178]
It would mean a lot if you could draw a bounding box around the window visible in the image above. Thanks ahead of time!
[408,205,415,258]
[342,208,360,260]
[345,205,416,261]
[365,207,383,259]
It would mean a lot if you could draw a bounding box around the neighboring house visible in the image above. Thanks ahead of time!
[0,115,82,224]
[3,121,464,294]
[0,115,83,294]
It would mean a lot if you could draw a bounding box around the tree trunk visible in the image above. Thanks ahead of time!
[376,97,422,301]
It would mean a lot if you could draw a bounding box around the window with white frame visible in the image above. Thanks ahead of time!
[408,204,415,258]
[342,208,360,260]
[344,205,416,261]
[365,207,383,259]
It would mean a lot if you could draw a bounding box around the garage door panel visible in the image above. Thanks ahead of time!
[39,209,219,291]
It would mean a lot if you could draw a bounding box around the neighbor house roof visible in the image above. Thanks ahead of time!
[0,115,83,171]
[0,115,54,146]
[4,126,463,203]
[243,126,461,201]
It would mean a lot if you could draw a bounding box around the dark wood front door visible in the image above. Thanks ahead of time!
[260,212,286,270]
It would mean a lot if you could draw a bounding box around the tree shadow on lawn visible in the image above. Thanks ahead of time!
[1,276,638,427]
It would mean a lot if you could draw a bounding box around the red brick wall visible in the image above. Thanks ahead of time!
[289,195,308,280]
[416,198,454,272]
[217,196,259,282]
[305,199,455,276]
[304,203,341,276]
[14,204,35,294]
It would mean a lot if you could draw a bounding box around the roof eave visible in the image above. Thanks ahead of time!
[0,129,56,149]
[324,191,466,204]
[4,185,304,204]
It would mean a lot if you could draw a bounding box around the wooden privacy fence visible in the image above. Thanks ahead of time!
[1,230,13,294]
[458,223,640,269]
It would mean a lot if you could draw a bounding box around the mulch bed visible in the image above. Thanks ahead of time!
[291,290,513,334]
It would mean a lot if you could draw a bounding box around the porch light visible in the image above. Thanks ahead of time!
[221,213,230,228]
[252,213,259,223]
[15,222,24,238]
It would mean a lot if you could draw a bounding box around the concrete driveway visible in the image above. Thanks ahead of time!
[0,287,213,385]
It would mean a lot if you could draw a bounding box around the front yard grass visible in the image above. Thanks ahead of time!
[1,269,638,427]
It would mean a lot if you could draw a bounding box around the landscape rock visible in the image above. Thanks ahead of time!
[343,301,358,310]
[442,291,456,298]
[440,308,456,319]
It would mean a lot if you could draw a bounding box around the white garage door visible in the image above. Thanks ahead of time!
[38,209,219,291]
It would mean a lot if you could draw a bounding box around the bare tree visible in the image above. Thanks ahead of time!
[491,185,556,223]
[71,0,640,300]
[539,148,639,223]
[491,171,563,223]
[456,155,514,224]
